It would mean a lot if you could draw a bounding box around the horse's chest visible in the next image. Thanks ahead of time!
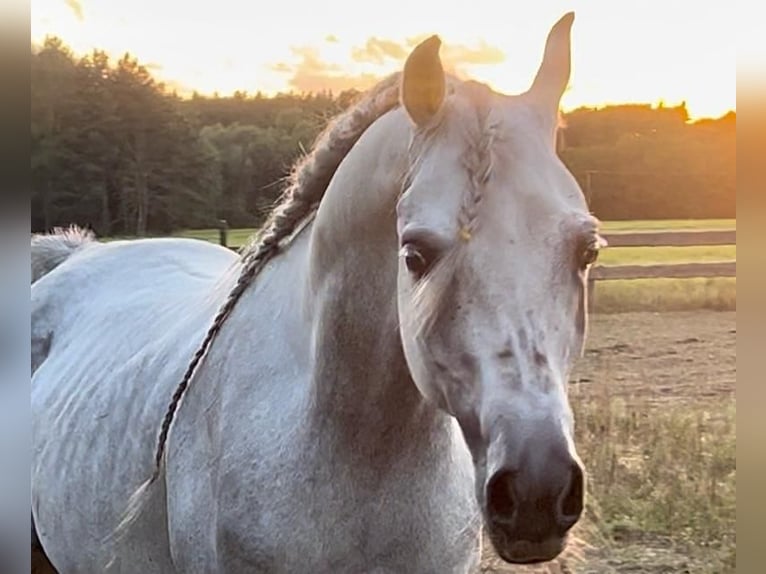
[167,386,479,572]
[218,498,478,573]
[212,459,479,573]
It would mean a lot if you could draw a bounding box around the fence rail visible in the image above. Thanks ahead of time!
[600,229,735,248]
[590,261,736,281]
[587,229,736,307]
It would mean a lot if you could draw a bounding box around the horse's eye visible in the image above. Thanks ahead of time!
[579,235,606,270]
[400,242,435,279]
[581,245,599,268]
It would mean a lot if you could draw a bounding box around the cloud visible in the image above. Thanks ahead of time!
[351,37,408,65]
[442,42,505,68]
[270,46,381,93]
[402,35,505,74]
[289,46,341,73]
[272,36,506,94]
[324,34,340,44]
[271,49,379,93]
[64,0,84,22]
[270,62,293,73]
[350,35,504,72]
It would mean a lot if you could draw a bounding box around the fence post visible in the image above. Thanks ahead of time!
[218,219,229,248]
[587,275,595,313]
[584,171,594,207]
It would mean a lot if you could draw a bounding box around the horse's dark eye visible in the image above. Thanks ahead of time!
[400,243,433,279]
[579,235,606,270]
[581,246,599,268]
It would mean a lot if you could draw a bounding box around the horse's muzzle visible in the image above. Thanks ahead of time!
[480,418,585,564]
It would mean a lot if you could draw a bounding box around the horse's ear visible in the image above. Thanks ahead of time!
[527,12,574,115]
[401,35,446,127]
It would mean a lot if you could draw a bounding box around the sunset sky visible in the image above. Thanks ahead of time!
[31,0,736,120]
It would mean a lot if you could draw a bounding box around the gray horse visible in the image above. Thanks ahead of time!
[31,12,602,572]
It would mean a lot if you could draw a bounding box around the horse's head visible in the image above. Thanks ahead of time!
[395,13,601,564]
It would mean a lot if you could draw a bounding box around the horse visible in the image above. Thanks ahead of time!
[31,12,603,572]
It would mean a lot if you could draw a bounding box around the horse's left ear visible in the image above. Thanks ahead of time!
[527,12,575,116]
[401,35,446,127]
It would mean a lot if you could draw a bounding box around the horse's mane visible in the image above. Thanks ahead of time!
[109,73,407,545]
[148,72,404,486]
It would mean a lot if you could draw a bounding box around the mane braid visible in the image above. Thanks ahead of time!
[145,74,403,484]
[405,81,495,338]
[457,83,495,239]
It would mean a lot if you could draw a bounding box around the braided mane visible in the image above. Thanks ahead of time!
[109,74,406,547]
[148,73,403,484]
[114,72,501,547]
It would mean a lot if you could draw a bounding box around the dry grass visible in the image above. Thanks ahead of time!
[568,311,735,573]
[597,245,735,266]
[571,393,736,573]
[591,277,736,313]
[480,394,736,574]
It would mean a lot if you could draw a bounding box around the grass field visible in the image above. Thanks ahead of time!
[592,221,735,313]
[599,219,735,232]
[172,227,259,247]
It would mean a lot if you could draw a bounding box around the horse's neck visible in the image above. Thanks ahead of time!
[304,110,451,461]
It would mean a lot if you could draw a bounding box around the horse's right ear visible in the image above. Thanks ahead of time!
[401,35,446,127]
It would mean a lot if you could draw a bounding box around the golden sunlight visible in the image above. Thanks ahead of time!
[31,0,735,120]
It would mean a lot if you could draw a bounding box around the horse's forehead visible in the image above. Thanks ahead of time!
[406,86,582,225]
[447,87,535,131]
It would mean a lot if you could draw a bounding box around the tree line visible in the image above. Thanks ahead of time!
[31,37,735,236]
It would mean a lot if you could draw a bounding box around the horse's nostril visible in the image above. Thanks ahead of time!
[487,470,517,520]
[559,462,584,525]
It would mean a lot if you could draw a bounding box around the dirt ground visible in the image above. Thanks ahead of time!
[569,310,736,405]
[480,310,736,574]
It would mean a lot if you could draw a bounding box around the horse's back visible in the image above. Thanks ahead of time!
[31,237,235,572]
[32,237,235,370]
[32,236,234,316]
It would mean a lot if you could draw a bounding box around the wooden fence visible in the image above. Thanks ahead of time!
[588,229,736,306]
